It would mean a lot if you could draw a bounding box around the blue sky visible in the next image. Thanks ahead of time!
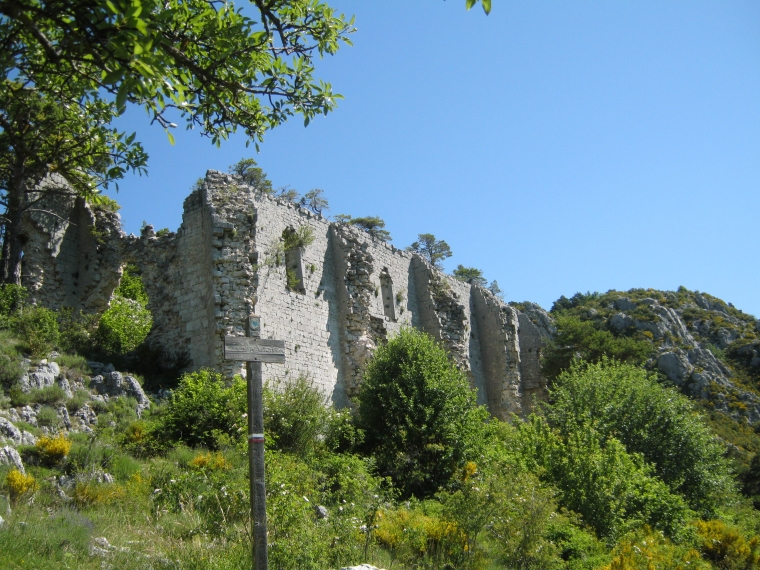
[110,0,760,317]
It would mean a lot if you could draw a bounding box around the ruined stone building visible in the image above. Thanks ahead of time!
[20,171,547,417]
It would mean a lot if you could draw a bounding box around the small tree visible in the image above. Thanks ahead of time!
[547,359,733,517]
[453,265,486,287]
[488,280,503,299]
[300,188,329,215]
[348,216,392,242]
[407,233,452,268]
[356,328,486,499]
[228,158,272,193]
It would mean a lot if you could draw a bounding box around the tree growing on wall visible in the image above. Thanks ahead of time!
[228,159,273,194]
[407,233,452,268]
[453,265,487,286]
[334,215,392,242]
[300,189,329,215]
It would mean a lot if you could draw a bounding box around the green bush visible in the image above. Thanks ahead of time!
[542,315,651,380]
[517,417,691,541]
[36,405,59,428]
[356,327,488,499]
[547,359,733,517]
[94,296,152,355]
[158,369,245,449]
[0,283,26,327]
[29,385,66,405]
[56,308,98,355]
[14,305,59,356]
[264,376,336,456]
[117,265,149,304]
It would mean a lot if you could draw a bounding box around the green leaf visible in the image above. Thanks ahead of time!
[115,82,129,111]
[102,68,124,85]
[166,130,175,145]
[466,0,477,10]
[481,0,492,14]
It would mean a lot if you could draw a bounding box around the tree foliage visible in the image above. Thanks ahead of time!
[356,327,487,499]
[158,369,246,449]
[0,81,147,282]
[335,214,392,242]
[0,0,355,144]
[228,158,272,193]
[407,233,452,268]
[546,359,734,517]
[542,315,651,380]
[453,265,486,286]
[300,188,329,215]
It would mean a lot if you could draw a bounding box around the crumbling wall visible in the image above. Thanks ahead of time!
[20,170,547,417]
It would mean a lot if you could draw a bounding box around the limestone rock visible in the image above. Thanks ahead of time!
[19,361,61,392]
[315,505,329,519]
[0,417,21,445]
[20,431,36,446]
[609,313,635,333]
[19,405,37,426]
[72,404,98,427]
[0,446,25,474]
[90,372,150,413]
[658,351,693,387]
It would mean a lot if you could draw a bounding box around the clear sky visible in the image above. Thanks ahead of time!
[110,0,760,317]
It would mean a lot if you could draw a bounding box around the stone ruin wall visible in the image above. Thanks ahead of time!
[21,170,547,418]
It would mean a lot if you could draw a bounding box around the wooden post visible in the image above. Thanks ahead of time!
[224,316,285,570]
[246,315,268,570]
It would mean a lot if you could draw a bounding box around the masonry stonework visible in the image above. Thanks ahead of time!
[22,171,547,417]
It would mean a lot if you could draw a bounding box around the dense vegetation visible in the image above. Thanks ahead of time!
[1,287,760,568]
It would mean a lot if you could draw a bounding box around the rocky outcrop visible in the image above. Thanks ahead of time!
[0,446,25,474]
[90,371,150,415]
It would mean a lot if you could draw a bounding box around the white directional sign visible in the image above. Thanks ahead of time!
[224,336,286,363]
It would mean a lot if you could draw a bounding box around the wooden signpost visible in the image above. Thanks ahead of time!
[224,315,285,570]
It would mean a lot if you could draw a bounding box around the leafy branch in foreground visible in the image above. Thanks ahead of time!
[0,0,356,145]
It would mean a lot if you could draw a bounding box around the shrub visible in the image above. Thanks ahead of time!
[56,308,98,355]
[158,369,245,448]
[356,327,488,499]
[29,384,66,405]
[65,388,92,413]
[264,376,333,456]
[73,481,126,507]
[14,305,59,356]
[0,354,24,391]
[5,468,37,503]
[36,432,72,464]
[547,359,733,517]
[189,451,231,471]
[0,283,27,319]
[35,405,60,428]
[8,385,29,407]
[542,315,651,380]
[694,519,760,569]
[94,296,152,355]
[517,417,691,541]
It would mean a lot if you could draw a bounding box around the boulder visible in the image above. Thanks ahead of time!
[90,372,150,414]
[19,361,61,392]
[72,404,98,427]
[0,417,21,445]
[608,313,634,333]
[657,351,692,387]
[19,405,37,426]
[0,446,25,474]
[614,297,636,312]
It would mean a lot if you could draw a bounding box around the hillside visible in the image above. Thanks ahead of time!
[1,283,759,568]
